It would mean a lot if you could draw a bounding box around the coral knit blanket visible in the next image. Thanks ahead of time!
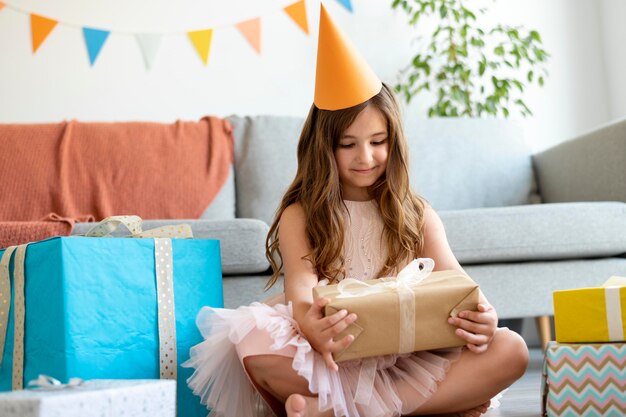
[0,116,234,222]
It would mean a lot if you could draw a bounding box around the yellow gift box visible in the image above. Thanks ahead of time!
[553,276,626,343]
[312,259,479,362]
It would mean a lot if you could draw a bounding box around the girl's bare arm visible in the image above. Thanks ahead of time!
[420,205,498,353]
[279,203,356,369]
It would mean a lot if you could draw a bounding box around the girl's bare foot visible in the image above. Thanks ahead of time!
[285,394,309,417]
[456,400,490,417]
[285,394,334,417]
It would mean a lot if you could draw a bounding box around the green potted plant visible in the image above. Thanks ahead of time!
[392,0,549,118]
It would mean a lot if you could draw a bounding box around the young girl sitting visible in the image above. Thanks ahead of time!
[184,5,529,417]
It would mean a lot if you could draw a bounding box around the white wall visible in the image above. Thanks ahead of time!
[599,0,626,121]
[0,0,618,150]
[483,0,609,151]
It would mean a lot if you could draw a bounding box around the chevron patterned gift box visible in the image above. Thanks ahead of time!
[542,341,626,416]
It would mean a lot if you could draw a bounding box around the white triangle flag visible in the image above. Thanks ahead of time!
[135,33,162,70]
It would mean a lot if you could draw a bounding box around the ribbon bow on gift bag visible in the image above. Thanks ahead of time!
[27,375,84,390]
[82,215,193,239]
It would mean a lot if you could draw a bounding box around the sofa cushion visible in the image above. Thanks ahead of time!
[229,115,301,225]
[441,202,626,264]
[230,116,540,225]
[199,165,236,220]
[405,118,540,210]
[465,258,626,318]
[72,219,269,275]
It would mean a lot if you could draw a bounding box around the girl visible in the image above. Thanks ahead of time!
[184,83,528,417]
[184,5,528,417]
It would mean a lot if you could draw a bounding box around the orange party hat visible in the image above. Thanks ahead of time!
[314,3,381,110]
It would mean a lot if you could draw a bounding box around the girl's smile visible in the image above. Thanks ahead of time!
[335,104,389,201]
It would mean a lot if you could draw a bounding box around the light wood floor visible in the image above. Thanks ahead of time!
[484,348,543,417]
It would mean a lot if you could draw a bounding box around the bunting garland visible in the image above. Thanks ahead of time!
[0,0,354,69]
[135,34,162,70]
[83,28,111,66]
[236,18,261,54]
[284,0,309,34]
[30,14,58,53]
[336,0,353,13]
[188,29,214,65]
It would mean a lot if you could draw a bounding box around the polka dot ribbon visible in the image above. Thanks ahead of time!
[0,216,192,389]
[154,238,177,380]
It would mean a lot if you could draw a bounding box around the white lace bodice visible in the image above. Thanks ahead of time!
[342,200,388,280]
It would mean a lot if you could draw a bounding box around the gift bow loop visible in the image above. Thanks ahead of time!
[336,258,435,298]
[27,374,83,390]
[84,215,193,239]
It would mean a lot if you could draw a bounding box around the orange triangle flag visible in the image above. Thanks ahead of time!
[0,2,5,11]
[235,18,261,54]
[31,14,58,53]
[284,0,309,35]
[188,29,213,65]
[314,3,381,110]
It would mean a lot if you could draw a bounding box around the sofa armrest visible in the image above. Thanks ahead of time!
[533,117,626,203]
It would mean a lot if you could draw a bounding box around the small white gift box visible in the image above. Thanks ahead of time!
[0,379,176,417]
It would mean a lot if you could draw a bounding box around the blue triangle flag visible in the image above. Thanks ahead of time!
[82,27,110,66]
[336,0,353,12]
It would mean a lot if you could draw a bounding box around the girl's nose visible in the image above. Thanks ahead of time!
[357,145,373,163]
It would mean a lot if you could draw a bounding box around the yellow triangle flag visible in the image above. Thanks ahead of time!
[284,0,309,35]
[235,18,261,54]
[187,29,213,65]
[31,14,58,53]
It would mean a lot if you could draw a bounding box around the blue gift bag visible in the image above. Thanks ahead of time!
[0,236,223,417]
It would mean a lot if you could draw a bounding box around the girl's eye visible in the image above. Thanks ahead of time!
[372,139,388,146]
[338,143,354,149]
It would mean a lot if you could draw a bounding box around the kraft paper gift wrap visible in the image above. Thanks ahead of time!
[541,341,626,416]
[0,379,176,417]
[553,276,626,343]
[0,235,223,417]
[313,259,479,362]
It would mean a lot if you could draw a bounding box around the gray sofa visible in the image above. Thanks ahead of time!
[72,116,626,328]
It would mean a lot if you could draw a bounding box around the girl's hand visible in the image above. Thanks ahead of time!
[447,303,498,354]
[299,297,357,371]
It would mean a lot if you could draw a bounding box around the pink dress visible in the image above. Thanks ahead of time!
[183,200,462,417]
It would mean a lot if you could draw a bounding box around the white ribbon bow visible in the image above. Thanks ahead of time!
[27,374,83,390]
[336,258,435,298]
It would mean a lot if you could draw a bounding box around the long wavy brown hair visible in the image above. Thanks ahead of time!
[265,83,426,289]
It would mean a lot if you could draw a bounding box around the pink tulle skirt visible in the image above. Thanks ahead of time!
[182,300,474,417]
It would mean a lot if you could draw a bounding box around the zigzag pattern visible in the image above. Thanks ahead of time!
[547,344,626,366]
[545,343,626,415]
[548,364,626,392]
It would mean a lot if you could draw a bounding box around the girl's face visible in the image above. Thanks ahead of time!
[334,105,389,201]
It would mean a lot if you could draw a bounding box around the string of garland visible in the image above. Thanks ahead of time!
[0,0,353,68]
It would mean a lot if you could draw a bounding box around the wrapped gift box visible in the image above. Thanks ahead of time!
[0,236,223,417]
[0,379,176,417]
[313,264,479,362]
[542,341,626,416]
[554,276,626,343]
